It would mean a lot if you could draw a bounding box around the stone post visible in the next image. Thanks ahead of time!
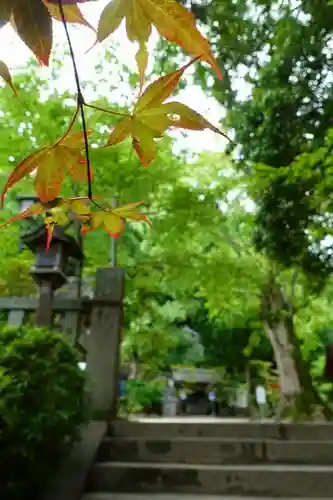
[35,280,54,328]
[56,277,80,342]
[7,309,26,327]
[86,267,124,418]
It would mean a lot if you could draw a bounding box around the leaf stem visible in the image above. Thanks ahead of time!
[55,104,79,146]
[85,102,128,118]
[57,0,93,200]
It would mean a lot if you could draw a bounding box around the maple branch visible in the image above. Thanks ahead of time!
[57,0,94,202]
[55,104,79,146]
[84,103,128,118]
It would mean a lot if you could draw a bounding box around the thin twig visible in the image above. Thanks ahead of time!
[55,104,79,146]
[57,0,91,194]
[85,103,128,118]
[57,0,106,212]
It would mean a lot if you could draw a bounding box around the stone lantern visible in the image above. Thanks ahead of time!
[16,195,40,252]
[22,225,83,288]
[17,196,83,327]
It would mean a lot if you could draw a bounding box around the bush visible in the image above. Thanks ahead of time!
[122,379,164,414]
[0,325,89,499]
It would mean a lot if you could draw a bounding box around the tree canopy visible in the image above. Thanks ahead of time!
[156,0,333,278]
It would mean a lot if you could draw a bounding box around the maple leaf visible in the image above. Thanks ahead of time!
[2,0,93,66]
[1,131,91,207]
[0,197,93,229]
[0,197,93,251]
[97,0,222,89]
[8,0,53,66]
[80,201,151,238]
[0,61,16,95]
[43,0,96,32]
[103,59,230,167]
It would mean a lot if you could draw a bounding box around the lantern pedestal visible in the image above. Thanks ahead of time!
[35,280,54,327]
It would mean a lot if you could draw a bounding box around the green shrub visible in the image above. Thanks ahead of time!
[0,325,89,499]
[123,379,164,414]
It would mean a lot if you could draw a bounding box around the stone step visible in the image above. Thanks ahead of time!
[82,495,330,500]
[97,436,333,465]
[110,420,333,441]
[87,462,333,497]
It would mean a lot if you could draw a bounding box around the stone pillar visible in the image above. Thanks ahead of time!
[56,277,81,342]
[7,309,26,327]
[86,267,124,418]
[35,280,54,328]
[56,276,94,343]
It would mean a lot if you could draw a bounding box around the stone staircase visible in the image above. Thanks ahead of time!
[82,419,333,499]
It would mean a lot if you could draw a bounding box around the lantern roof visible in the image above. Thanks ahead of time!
[21,225,83,261]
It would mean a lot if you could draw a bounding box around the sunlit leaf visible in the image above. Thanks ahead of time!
[103,59,229,167]
[105,117,132,146]
[0,203,44,229]
[96,0,222,81]
[0,196,95,249]
[136,42,148,91]
[69,199,92,218]
[11,0,53,66]
[113,200,152,224]
[81,201,151,238]
[43,0,96,32]
[134,57,197,113]
[103,212,125,236]
[34,148,67,203]
[60,129,91,148]
[131,120,157,167]
[143,0,223,80]
[1,149,47,207]
[159,101,229,137]
[1,131,89,206]
[97,0,128,41]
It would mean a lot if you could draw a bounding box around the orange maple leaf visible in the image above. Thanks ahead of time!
[0,196,93,251]
[80,201,151,238]
[0,197,93,229]
[0,197,148,249]
[1,0,93,66]
[6,0,52,66]
[97,0,223,89]
[103,59,230,167]
[1,131,91,207]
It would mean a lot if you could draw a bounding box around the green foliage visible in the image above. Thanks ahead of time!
[122,379,164,414]
[0,255,35,296]
[186,309,274,377]
[0,325,88,499]
[2,58,333,406]
[0,208,35,296]
[157,0,333,277]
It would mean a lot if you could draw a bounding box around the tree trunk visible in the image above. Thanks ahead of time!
[261,277,332,419]
[263,320,301,412]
